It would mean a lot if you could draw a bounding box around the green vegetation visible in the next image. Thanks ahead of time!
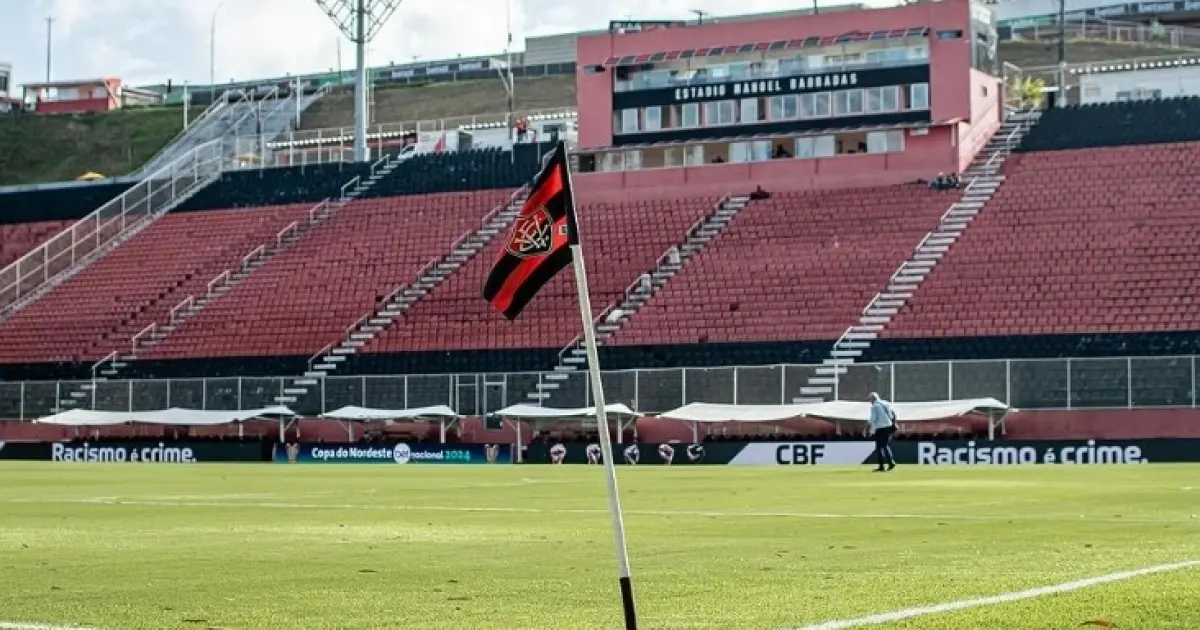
[0,464,1197,629]
[0,107,184,187]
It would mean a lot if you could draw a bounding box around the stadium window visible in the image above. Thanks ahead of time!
[729,142,752,163]
[803,92,831,118]
[0,75,7,92]
[601,152,624,171]
[680,103,700,128]
[664,147,683,166]
[624,151,643,169]
[867,86,899,112]
[683,144,705,165]
[739,98,760,123]
[770,95,799,120]
[834,89,865,116]
[909,83,930,109]
[750,140,772,161]
[620,108,640,133]
[813,135,837,157]
[910,45,929,60]
[794,136,815,158]
[704,100,735,126]
[644,106,663,131]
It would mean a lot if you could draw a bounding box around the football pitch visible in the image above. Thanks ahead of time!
[1,464,1198,629]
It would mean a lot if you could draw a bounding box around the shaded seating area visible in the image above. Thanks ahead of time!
[0,181,133,223]
[142,191,514,359]
[173,163,373,211]
[1018,96,1200,151]
[0,204,317,363]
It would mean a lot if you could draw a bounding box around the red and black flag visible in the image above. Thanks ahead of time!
[483,142,580,320]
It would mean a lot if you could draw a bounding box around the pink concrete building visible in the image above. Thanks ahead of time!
[571,1,1004,194]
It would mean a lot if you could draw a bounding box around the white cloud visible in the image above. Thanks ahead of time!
[2,0,892,87]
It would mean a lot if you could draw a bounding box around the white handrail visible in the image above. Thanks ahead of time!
[135,91,233,176]
[556,193,734,362]
[834,114,1037,353]
[0,139,226,317]
[207,270,230,296]
[132,324,157,353]
[91,350,119,378]
[169,297,194,324]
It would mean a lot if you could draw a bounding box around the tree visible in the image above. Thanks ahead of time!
[1007,76,1047,110]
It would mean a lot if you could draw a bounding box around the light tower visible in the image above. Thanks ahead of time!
[315,0,403,162]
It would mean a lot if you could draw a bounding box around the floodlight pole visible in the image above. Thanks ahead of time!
[354,0,368,161]
[315,0,403,162]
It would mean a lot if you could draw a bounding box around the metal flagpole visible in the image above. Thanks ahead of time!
[562,145,639,630]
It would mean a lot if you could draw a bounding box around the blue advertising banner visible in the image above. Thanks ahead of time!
[276,442,510,464]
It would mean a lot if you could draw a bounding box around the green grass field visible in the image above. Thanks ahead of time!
[0,463,1197,629]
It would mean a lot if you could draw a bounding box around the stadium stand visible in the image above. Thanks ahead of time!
[886,148,1200,339]
[0,181,133,223]
[997,40,1189,70]
[1016,96,1200,150]
[0,204,316,364]
[613,186,962,346]
[141,190,517,359]
[360,194,723,356]
[0,108,183,186]
[298,76,576,131]
[0,221,72,268]
[878,97,1200,375]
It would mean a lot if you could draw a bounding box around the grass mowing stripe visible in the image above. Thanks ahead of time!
[790,560,1200,630]
[7,497,1199,526]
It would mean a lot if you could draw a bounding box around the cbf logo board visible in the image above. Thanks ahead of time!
[727,442,878,466]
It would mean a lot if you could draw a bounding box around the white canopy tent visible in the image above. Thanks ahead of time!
[320,405,462,442]
[37,406,296,427]
[658,398,1013,440]
[491,404,641,461]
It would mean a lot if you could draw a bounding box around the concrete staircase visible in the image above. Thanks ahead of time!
[792,112,1042,403]
[529,194,751,406]
[272,187,534,405]
[57,154,406,412]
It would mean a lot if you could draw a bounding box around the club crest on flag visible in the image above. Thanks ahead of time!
[505,205,557,258]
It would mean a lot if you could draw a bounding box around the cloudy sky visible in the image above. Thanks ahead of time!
[1,0,892,89]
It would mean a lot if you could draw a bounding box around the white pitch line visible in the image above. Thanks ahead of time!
[790,559,1200,630]
[0,622,105,630]
[7,497,1200,525]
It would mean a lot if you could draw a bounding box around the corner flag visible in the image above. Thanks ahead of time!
[482,141,640,629]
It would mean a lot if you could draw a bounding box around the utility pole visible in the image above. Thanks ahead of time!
[690,9,709,24]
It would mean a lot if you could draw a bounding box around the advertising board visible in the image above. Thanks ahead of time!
[277,443,510,465]
[522,439,1200,466]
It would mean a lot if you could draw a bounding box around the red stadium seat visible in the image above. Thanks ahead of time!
[613,185,959,345]
[141,191,514,359]
[884,143,1200,338]
[0,206,316,363]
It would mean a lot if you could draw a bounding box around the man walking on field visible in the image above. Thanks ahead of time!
[868,392,897,472]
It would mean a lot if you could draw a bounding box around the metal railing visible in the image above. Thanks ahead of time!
[133,91,239,178]
[269,108,577,149]
[308,184,532,367]
[555,194,734,365]
[1009,16,1200,50]
[3,355,1197,420]
[0,139,226,317]
[841,114,1035,341]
